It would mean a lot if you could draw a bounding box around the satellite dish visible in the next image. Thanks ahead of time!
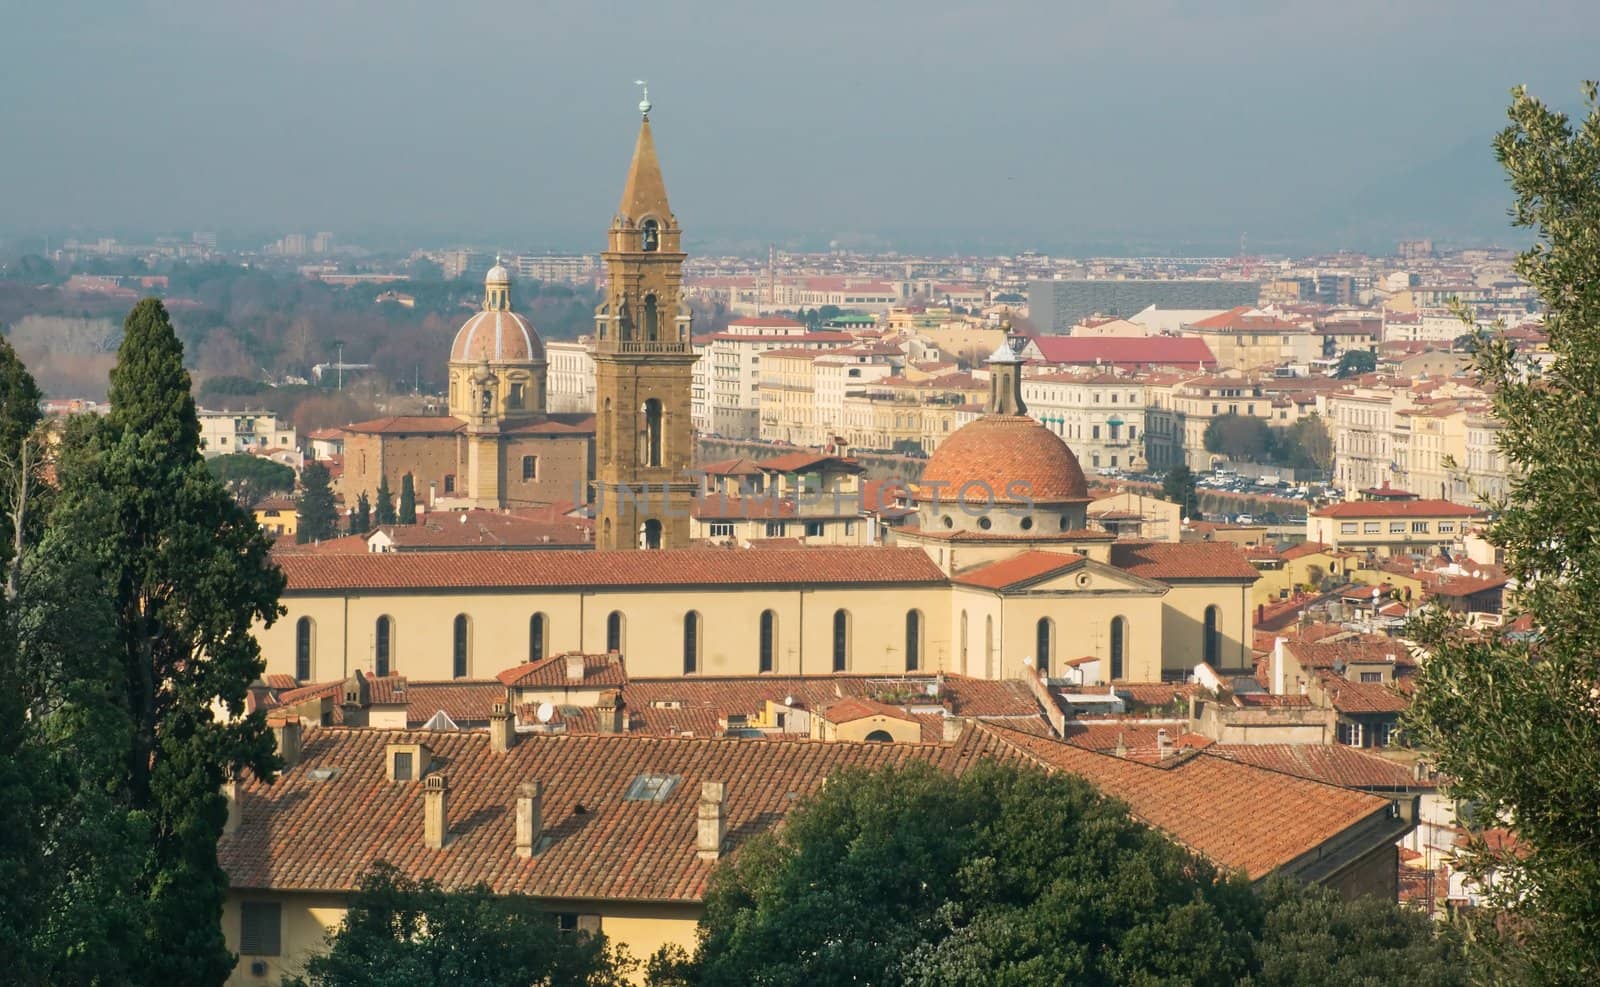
[536,702,555,724]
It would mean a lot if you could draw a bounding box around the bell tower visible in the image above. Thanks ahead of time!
[592,86,696,550]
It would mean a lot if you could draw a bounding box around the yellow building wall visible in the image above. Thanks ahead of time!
[224,891,701,987]
[820,713,922,743]
[1160,582,1253,673]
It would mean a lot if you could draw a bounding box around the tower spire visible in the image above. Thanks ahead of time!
[617,92,672,225]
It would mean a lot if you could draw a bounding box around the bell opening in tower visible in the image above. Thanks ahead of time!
[641,218,659,252]
[641,518,662,549]
[644,293,659,341]
[642,399,663,467]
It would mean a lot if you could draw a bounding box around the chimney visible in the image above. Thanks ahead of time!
[1272,636,1288,695]
[1156,728,1173,760]
[223,778,241,835]
[423,774,449,849]
[515,781,543,858]
[272,716,302,768]
[597,690,624,734]
[565,654,586,682]
[697,781,726,861]
[489,702,516,753]
[941,714,966,743]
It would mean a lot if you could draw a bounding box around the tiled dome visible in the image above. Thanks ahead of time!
[916,415,1089,505]
[449,309,545,364]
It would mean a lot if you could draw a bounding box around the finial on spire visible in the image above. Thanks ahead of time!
[634,79,651,118]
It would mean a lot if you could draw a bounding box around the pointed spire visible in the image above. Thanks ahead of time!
[617,114,672,225]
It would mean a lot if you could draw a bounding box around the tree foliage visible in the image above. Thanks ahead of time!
[1203,413,1275,463]
[375,474,396,525]
[1162,464,1201,519]
[288,862,633,987]
[207,452,295,507]
[1335,349,1377,378]
[297,461,338,543]
[398,471,416,524]
[1279,414,1335,473]
[670,761,1462,986]
[1406,83,1600,982]
[350,490,372,535]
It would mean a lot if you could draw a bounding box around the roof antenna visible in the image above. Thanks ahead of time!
[634,79,651,118]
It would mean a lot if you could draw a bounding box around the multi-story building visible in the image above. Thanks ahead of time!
[198,408,298,459]
[1022,370,1146,473]
[695,317,852,439]
[759,343,902,447]
[1391,403,1471,502]
[841,372,981,454]
[513,254,598,282]
[1180,307,1319,372]
[544,339,595,413]
[1327,385,1406,493]
[1142,375,1278,472]
[1307,499,1482,558]
[1029,279,1259,332]
[1458,413,1511,505]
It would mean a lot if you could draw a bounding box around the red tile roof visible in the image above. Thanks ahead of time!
[821,697,916,725]
[1029,335,1218,369]
[1208,744,1428,790]
[277,546,947,593]
[1312,499,1481,519]
[496,652,627,689]
[918,415,1090,504]
[1319,674,1409,715]
[1109,542,1261,581]
[343,416,467,436]
[953,551,1085,590]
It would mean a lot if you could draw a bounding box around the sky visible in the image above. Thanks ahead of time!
[3,0,1598,255]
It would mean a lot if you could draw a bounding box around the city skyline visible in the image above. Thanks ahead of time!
[3,2,1598,253]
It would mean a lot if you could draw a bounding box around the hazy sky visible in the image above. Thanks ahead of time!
[4,1,1598,253]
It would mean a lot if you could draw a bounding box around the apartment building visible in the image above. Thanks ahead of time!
[694,317,853,439]
[544,339,595,413]
[1022,370,1146,473]
[1143,376,1279,472]
[198,408,298,459]
[1181,307,1319,372]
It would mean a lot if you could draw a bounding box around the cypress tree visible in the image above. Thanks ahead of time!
[351,491,372,535]
[375,474,396,525]
[296,462,337,543]
[398,472,416,524]
[59,297,284,984]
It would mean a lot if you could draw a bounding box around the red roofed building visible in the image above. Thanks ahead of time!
[1023,334,1218,372]
[1308,499,1481,557]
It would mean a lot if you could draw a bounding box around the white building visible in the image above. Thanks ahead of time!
[1022,369,1147,474]
[695,316,853,439]
[198,408,297,459]
[545,338,595,413]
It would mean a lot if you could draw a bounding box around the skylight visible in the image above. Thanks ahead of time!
[623,773,681,802]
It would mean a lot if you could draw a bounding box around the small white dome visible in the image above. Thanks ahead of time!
[485,262,511,285]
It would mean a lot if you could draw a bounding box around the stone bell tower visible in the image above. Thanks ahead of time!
[592,85,696,550]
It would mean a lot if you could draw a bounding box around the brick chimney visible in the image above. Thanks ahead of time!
[1155,728,1173,761]
[223,778,241,835]
[697,781,726,861]
[565,653,586,682]
[597,690,624,734]
[489,702,516,753]
[515,781,543,858]
[941,715,966,743]
[272,716,302,768]
[423,774,449,849]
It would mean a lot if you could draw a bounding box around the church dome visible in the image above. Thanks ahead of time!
[450,309,544,363]
[917,415,1089,505]
[450,264,545,365]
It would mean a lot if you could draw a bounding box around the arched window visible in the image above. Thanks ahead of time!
[529,613,546,663]
[960,610,969,674]
[295,616,313,682]
[1110,616,1126,681]
[643,398,663,467]
[759,610,777,673]
[1203,605,1221,667]
[832,609,850,672]
[607,611,625,654]
[683,611,701,674]
[641,218,660,252]
[641,518,662,550]
[374,616,393,676]
[864,729,894,743]
[1036,617,1053,676]
[984,615,994,678]
[643,292,659,340]
[905,610,923,671]
[452,614,470,678]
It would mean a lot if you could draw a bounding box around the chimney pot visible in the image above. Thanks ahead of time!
[423,774,449,849]
[223,778,242,835]
[489,701,516,753]
[941,715,965,743]
[597,690,624,733]
[515,780,543,858]
[565,654,586,682]
[272,716,302,768]
[1156,728,1173,759]
[697,781,726,861]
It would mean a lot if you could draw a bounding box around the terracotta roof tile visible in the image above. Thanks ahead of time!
[497,652,627,689]
[1208,744,1428,790]
[1312,499,1481,519]
[1109,541,1261,581]
[953,551,1085,590]
[278,546,947,593]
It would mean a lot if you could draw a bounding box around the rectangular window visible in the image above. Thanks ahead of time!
[240,901,282,956]
[1340,522,1358,534]
[1337,721,1364,747]
[709,522,734,538]
[1412,521,1430,533]
[443,474,455,494]
[765,522,785,537]
[522,455,538,481]
[1389,521,1405,533]
[1092,425,1101,440]
[1360,671,1382,683]
[1438,522,1454,533]
[805,521,824,537]
[1363,522,1381,534]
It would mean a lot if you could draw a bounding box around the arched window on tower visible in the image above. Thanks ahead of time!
[1110,616,1127,682]
[641,518,662,550]
[643,293,659,341]
[1203,605,1221,667]
[641,218,659,252]
[642,398,663,467]
[759,610,777,673]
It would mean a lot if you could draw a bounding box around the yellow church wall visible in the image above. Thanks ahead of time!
[1160,581,1254,673]
[818,713,923,743]
[262,583,956,683]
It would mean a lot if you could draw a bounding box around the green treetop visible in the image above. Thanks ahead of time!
[297,461,338,543]
[398,472,416,524]
[375,474,396,525]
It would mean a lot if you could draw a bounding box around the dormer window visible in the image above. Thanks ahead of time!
[641,219,660,252]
